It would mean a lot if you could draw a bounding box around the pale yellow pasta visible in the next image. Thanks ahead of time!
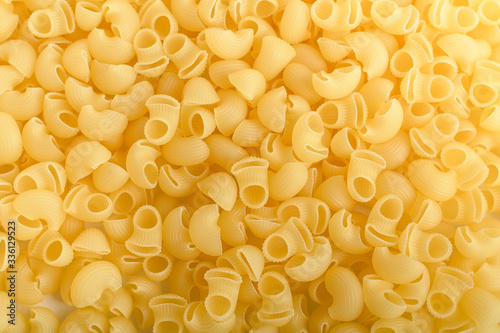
[260,134,303,172]
[109,316,137,333]
[42,92,79,139]
[180,106,216,139]
[284,236,331,282]
[197,172,237,211]
[111,81,154,121]
[143,94,180,145]
[372,247,426,285]
[317,38,351,64]
[410,193,443,231]
[28,227,73,266]
[78,105,128,142]
[401,68,454,103]
[0,39,36,78]
[440,141,489,190]
[460,287,500,329]
[34,44,67,92]
[0,112,23,164]
[407,159,458,201]
[101,0,139,42]
[87,28,135,65]
[363,274,407,319]
[291,112,328,163]
[197,0,227,28]
[21,117,65,163]
[227,68,266,107]
[208,60,251,90]
[65,139,112,184]
[428,0,479,33]
[358,78,394,116]
[63,184,113,222]
[162,132,210,166]
[75,1,102,32]
[283,62,322,105]
[213,89,247,136]
[189,204,222,256]
[399,222,453,262]
[310,0,362,32]
[454,219,500,260]
[204,28,253,60]
[317,92,367,130]
[364,194,403,247]
[345,32,388,80]
[469,59,500,107]
[231,156,269,209]
[475,147,500,187]
[371,317,421,333]
[312,65,362,100]
[0,65,24,95]
[28,0,75,38]
[159,163,209,198]
[371,1,420,35]
[375,171,417,211]
[358,99,404,144]
[314,175,356,212]
[17,253,44,305]
[421,55,459,81]
[103,213,133,244]
[242,0,279,19]
[170,0,204,32]
[72,227,110,257]
[437,34,489,76]
[257,271,293,327]
[346,149,386,202]
[0,87,44,122]
[163,33,208,79]
[279,0,310,44]
[256,86,287,133]
[232,119,270,148]
[328,209,371,255]
[125,139,160,189]
[399,99,435,131]
[216,245,264,282]
[142,252,173,281]
[0,4,17,43]
[90,60,137,95]
[13,189,65,231]
[369,131,411,170]
[441,188,487,224]
[109,180,147,215]
[139,0,178,39]
[106,241,143,276]
[268,162,308,202]
[253,36,295,81]
[92,162,129,194]
[262,217,313,262]
[183,301,236,333]
[308,306,337,333]
[329,322,369,333]
[149,294,187,333]
[426,266,473,318]
[182,77,220,107]
[217,200,247,247]
[65,77,110,112]
[324,266,363,321]
[127,275,162,329]
[28,306,59,332]
[203,267,242,323]
[480,104,500,133]
[409,112,459,158]
[205,134,249,172]
[125,205,162,257]
[59,307,108,333]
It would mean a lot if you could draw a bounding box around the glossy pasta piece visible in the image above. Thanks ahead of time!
[63,184,113,223]
[163,33,208,79]
[346,150,386,202]
[312,65,362,100]
[441,142,489,191]
[126,139,160,189]
[111,81,154,121]
[257,271,293,327]
[394,266,431,313]
[440,188,487,224]
[292,112,328,163]
[204,28,253,60]
[328,209,372,255]
[180,106,216,139]
[90,60,137,95]
[262,217,313,262]
[372,247,426,285]
[363,274,406,319]
[149,294,187,333]
[125,205,162,257]
[231,156,269,209]
[189,204,222,256]
[159,163,209,198]
[409,113,459,158]
[75,1,102,32]
[358,99,403,144]
[92,162,129,194]
[204,267,242,322]
[345,32,388,80]
[227,69,266,107]
[0,39,36,78]
[371,1,420,35]
[310,0,362,32]
[317,92,367,130]
[426,266,473,318]
[407,159,458,201]
[127,276,161,329]
[256,86,287,133]
[138,0,178,39]
[78,105,128,141]
[28,0,75,38]
[14,189,66,231]
[314,175,356,212]
[454,219,500,260]
[197,172,237,211]
[0,4,17,43]
[29,306,59,333]
[144,94,180,145]
[410,193,442,231]
[399,222,453,262]
[369,131,411,170]
[216,245,264,282]
[22,117,65,163]
[268,163,308,202]
[109,180,147,215]
[87,28,135,65]
[279,0,310,44]
[324,266,363,321]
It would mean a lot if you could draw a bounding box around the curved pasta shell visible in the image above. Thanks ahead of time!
[197,172,237,211]
[65,140,111,184]
[253,36,295,81]
[205,28,253,59]
[87,28,135,64]
[126,140,160,189]
[63,184,113,222]
[312,65,362,100]
[292,112,329,163]
[345,31,388,79]
[216,245,265,282]
[0,112,23,164]
[138,0,178,39]
[204,267,242,323]
[125,205,162,257]
[72,228,110,256]
[363,274,406,319]
[22,117,65,163]
[70,260,122,308]
[14,189,66,230]
[0,39,36,77]
[35,44,67,92]
[0,65,24,95]
[257,86,287,133]
[346,149,386,202]
[317,37,352,63]
[17,254,44,305]
[14,161,66,195]
[328,209,372,255]
[90,60,137,95]
[0,5,18,43]
[28,0,75,38]
[92,162,129,193]
[183,77,220,106]
[75,1,102,31]
[372,247,425,285]
[371,1,420,35]
[228,68,266,107]
[163,206,200,260]
[159,163,209,197]
[311,0,362,32]
[0,87,44,122]
[189,204,222,256]
[29,307,59,333]
[262,217,313,262]
[208,59,251,89]
[213,89,247,136]
[162,133,210,166]
[359,99,403,144]
[399,223,453,263]
[184,301,236,333]
[79,105,128,141]
[428,0,478,33]
[163,33,208,79]
[283,63,322,105]
[257,271,293,326]
[285,236,332,282]
[325,266,364,321]
[65,77,110,112]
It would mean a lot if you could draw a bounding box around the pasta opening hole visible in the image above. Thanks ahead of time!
[347,131,358,149]
[206,296,232,317]
[353,177,375,200]
[79,2,100,12]
[318,103,339,126]
[314,280,332,304]
[482,190,494,210]
[428,235,450,259]
[456,7,477,28]
[411,103,432,117]
[307,114,323,134]
[482,1,500,21]
[314,0,333,20]
[373,328,396,333]
[393,51,413,74]
[190,113,205,137]
[179,52,206,77]
[480,105,497,123]
[255,0,277,17]
[265,235,288,260]
[32,13,52,34]
[56,66,67,83]
[454,128,475,143]
[144,163,158,185]
[241,185,266,207]
[132,309,145,328]
[164,35,186,54]
[136,30,158,49]
[88,195,110,213]
[429,293,454,315]
[145,255,169,273]
[193,266,211,286]
[434,115,458,136]
[154,16,171,39]
[0,164,15,175]
[185,302,197,321]
[114,192,133,213]
[441,198,459,220]
[18,216,42,228]
[485,166,499,185]
[45,241,63,262]
[16,176,37,192]
[189,286,201,302]
[135,208,158,229]
[186,164,207,177]
[473,84,497,104]
[280,205,300,220]
[366,226,398,244]
[146,119,169,140]
[429,76,452,100]
[442,148,466,168]
[157,322,179,332]
[260,274,285,295]
[317,205,328,232]
[240,19,259,34]
[59,112,78,128]
[384,292,405,306]
[433,62,455,78]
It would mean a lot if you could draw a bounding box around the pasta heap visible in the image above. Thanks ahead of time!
[1,0,500,331]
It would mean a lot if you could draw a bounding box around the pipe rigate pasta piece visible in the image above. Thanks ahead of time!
[310,0,362,32]
[325,266,363,321]
[59,307,109,333]
[257,271,293,327]
[262,217,313,262]
[138,0,177,39]
[149,294,188,333]
[346,149,386,203]
[189,204,223,256]
[125,205,162,257]
[363,274,407,320]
